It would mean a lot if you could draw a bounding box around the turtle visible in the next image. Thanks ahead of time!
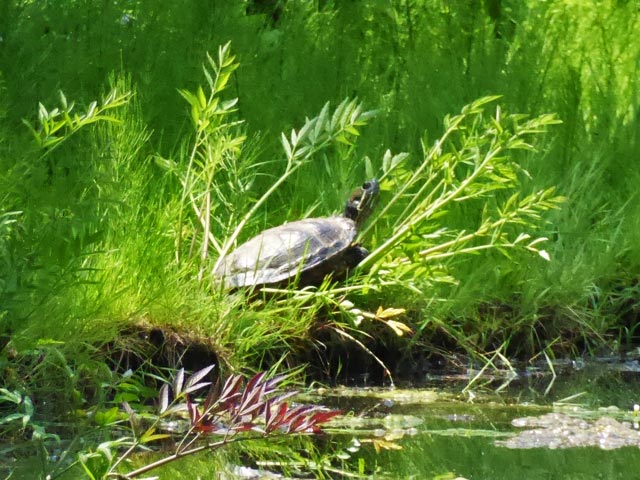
[214,179,380,289]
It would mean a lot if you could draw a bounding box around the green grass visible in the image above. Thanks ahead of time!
[0,0,637,355]
[1,1,640,475]
[1,0,638,366]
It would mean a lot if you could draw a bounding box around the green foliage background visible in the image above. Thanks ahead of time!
[1,0,639,364]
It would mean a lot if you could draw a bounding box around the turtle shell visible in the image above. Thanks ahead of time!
[214,217,363,288]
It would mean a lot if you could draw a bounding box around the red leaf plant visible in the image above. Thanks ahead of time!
[115,365,342,478]
[177,368,341,436]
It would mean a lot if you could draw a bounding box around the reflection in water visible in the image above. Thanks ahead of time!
[314,363,640,479]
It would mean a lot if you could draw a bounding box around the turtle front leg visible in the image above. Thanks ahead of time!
[345,245,369,269]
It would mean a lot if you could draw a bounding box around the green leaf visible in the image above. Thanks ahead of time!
[140,426,171,444]
[335,133,353,146]
[59,90,68,109]
[197,86,207,109]
[41,136,64,149]
[281,132,292,159]
[214,71,232,93]
[0,413,27,426]
[538,249,551,261]
[38,102,49,123]
[344,125,360,136]
[202,64,214,90]
[85,101,98,118]
[178,89,197,107]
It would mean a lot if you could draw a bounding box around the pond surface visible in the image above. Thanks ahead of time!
[303,359,640,479]
[9,359,640,479]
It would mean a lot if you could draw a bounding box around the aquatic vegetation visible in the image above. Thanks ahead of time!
[499,412,640,450]
[79,366,342,478]
[0,355,343,479]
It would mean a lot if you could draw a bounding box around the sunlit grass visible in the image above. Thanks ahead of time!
[2,2,638,356]
[1,2,640,478]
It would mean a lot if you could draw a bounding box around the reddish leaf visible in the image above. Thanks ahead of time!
[219,374,243,401]
[244,372,267,393]
[269,390,299,406]
[289,415,307,433]
[161,368,342,443]
[282,405,315,425]
[215,374,244,412]
[237,376,268,417]
[263,374,289,393]
[309,409,342,425]
[265,402,289,432]
[186,398,200,425]
[185,364,216,392]
[263,398,274,426]
[193,423,218,433]
[202,388,215,412]
[237,397,266,418]
[173,368,185,395]
[184,381,212,395]
[159,384,170,414]
[272,401,289,421]
[236,421,256,432]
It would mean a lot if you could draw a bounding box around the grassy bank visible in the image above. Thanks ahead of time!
[2,0,638,362]
[1,0,640,474]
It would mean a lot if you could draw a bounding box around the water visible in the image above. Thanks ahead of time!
[375,434,640,479]
[9,360,640,479]
[309,362,640,479]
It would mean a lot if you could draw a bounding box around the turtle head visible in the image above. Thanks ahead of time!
[344,179,380,227]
